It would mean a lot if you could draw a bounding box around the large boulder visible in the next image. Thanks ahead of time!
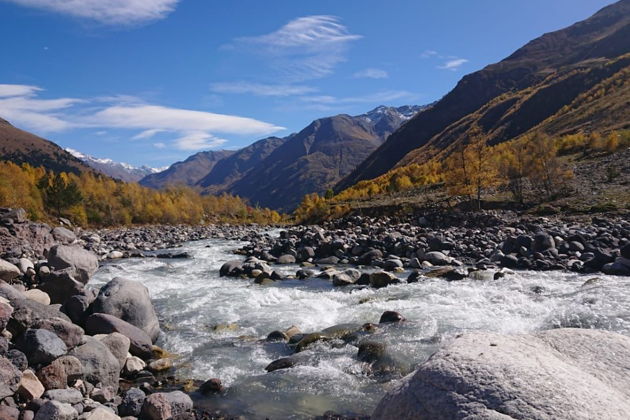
[18,329,68,366]
[0,259,20,281]
[69,336,120,390]
[33,400,78,420]
[0,301,13,331]
[46,245,98,284]
[31,318,84,349]
[85,313,152,360]
[51,227,76,244]
[372,329,630,420]
[6,298,71,336]
[141,391,193,420]
[91,277,160,342]
[36,355,83,390]
[37,269,85,305]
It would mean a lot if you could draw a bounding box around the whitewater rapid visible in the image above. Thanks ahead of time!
[91,237,630,419]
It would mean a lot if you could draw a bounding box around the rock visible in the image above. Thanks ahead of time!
[0,356,22,399]
[85,314,152,360]
[332,273,356,287]
[106,251,124,260]
[140,391,193,420]
[18,329,68,366]
[80,406,120,420]
[147,358,173,373]
[379,311,405,324]
[265,357,296,372]
[357,341,387,363]
[90,386,116,403]
[38,269,85,305]
[91,277,160,342]
[36,356,83,390]
[69,337,120,390]
[315,256,339,265]
[277,254,296,264]
[219,260,242,277]
[0,301,13,331]
[33,400,78,420]
[0,259,20,281]
[265,330,289,342]
[17,370,45,400]
[621,243,630,259]
[407,271,422,283]
[62,293,95,326]
[23,290,51,306]
[31,318,84,349]
[372,329,630,420]
[43,388,83,404]
[118,387,145,417]
[424,266,467,281]
[123,356,145,375]
[369,271,401,289]
[51,227,76,244]
[533,232,555,252]
[94,333,130,370]
[47,245,98,284]
[0,406,19,420]
[284,325,301,339]
[424,251,450,266]
[199,378,223,394]
[295,332,328,352]
[6,349,27,371]
[8,295,72,335]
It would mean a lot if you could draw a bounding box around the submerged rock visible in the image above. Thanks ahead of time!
[372,328,630,420]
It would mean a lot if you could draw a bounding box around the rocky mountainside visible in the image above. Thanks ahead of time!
[139,150,235,189]
[0,118,92,174]
[65,148,163,183]
[337,0,630,191]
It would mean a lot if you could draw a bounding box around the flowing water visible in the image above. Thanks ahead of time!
[90,236,630,419]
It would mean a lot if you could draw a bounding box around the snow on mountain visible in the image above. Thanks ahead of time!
[65,148,164,183]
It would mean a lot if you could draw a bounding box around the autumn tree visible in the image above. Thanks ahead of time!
[525,133,572,199]
[37,173,83,217]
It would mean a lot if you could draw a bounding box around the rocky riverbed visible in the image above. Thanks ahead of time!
[0,207,629,420]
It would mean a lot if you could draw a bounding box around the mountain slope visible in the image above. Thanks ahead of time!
[226,106,426,211]
[139,150,235,189]
[337,0,630,191]
[66,148,163,182]
[0,118,92,174]
[196,136,288,193]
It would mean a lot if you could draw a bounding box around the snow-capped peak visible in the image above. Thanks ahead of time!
[65,148,163,182]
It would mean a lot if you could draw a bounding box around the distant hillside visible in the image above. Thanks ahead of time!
[0,118,92,174]
[66,148,163,182]
[139,150,235,189]
[337,0,630,191]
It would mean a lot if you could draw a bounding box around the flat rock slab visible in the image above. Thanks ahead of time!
[372,328,630,420]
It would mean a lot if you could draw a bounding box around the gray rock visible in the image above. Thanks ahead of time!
[0,259,21,281]
[118,387,145,417]
[0,356,22,399]
[62,292,96,326]
[0,406,20,420]
[7,349,28,371]
[372,328,630,420]
[69,337,120,391]
[38,269,85,305]
[533,232,556,252]
[94,333,130,369]
[43,388,83,404]
[47,245,99,284]
[424,251,450,266]
[219,260,242,277]
[31,318,84,349]
[277,254,296,264]
[34,400,78,420]
[51,227,76,244]
[141,391,193,420]
[85,314,152,360]
[369,271,401,289]
[91,278,160,342]
[332,273,356,287]
[19,329,68,366]
[0,301,13,331]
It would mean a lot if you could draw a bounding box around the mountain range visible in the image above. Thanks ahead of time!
[65,148,164,183]
[336,0,630,191]
[140,105,427,210]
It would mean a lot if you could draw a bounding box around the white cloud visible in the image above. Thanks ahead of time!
[210,82,317,97]
[2,0,179,25]
[420,50,438,59]
[301,90,414,105]
[438,58,468,71]
[353,68,389,79]
[233,15,361,81]
[0,83,284,151]
[153,142,166,149]
[173,132,227,151]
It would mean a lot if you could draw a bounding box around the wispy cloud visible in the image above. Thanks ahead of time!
[353,68,388,79]
[0,83,284,151]
[2,0,179,25]
[210,81,317,97]
[421,50,468,71]
[300,90,414,105]
[231,15,362,81]
[438,58,468,71]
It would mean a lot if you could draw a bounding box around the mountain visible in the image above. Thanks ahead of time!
[196,136,288,193]
[139,150,235,189]
[337,0,630,191]
[65,148,163,183]
[224,105,427,211]
[0,118,92,174]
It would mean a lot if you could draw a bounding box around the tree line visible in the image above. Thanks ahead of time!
[0,162,283,226]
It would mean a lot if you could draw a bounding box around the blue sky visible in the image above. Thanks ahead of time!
[0,0,617,168]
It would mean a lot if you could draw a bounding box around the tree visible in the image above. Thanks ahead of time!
[37,173,83,217]
[525,133,572,199]
[324,188,335,199]
[498,140,531,204]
